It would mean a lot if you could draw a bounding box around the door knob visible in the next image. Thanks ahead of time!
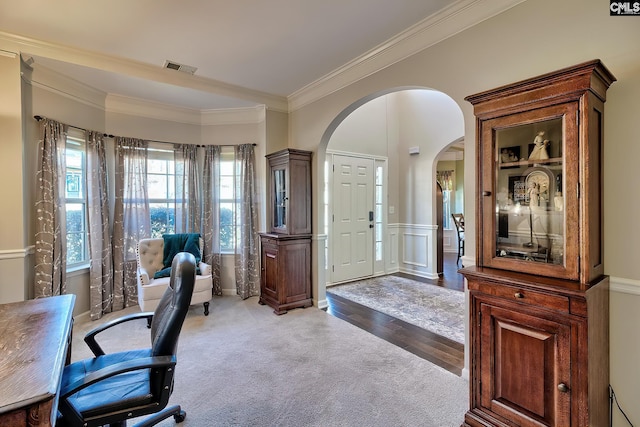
[557,383,569,393]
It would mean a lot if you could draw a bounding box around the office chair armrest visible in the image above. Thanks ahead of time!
[84,312,155,356]
[199,261,211,276]
[60,355,176,398]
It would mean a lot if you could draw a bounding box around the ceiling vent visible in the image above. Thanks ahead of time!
[163,60,197,75]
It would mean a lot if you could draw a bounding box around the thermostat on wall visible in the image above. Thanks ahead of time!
[409,146,420,155]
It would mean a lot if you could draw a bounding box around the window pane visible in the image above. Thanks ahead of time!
[375,166,383,185]
[148,158,167,174]
[148,174,169,199]
[375,241,383,262]
[66,148,84,199]
[443,190,452,229]
[220,160,234,176]
[220,203,234,226]
[220,176,234,200]
[220,225,234,251]
[150,202,175,237]
[66,203,86,264]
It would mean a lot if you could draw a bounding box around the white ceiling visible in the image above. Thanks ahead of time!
[0,0,519,111]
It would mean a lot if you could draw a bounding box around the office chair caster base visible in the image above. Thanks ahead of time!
[174,410,186,423]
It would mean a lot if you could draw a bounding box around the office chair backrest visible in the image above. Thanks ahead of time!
[150,251,196,357]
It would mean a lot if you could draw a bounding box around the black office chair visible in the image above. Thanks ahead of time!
[57,252,196,427]
[451,213,465,266]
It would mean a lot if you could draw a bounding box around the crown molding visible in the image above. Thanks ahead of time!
[0,49,17,59]
[288,0,526,111]
[106,94,202,124]
[0,30,287,111]
[201,105,266,126]
[28,62,107,110]
[107,95,266,126]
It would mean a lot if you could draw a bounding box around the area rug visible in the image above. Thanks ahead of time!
[327,275,465,344]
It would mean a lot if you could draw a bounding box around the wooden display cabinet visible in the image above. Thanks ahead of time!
[259,149,313,314]
[461,60,615,427]
[266,148,312,235]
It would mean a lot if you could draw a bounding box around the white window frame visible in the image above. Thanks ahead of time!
[65,130,89,268]
[219,147,238,253]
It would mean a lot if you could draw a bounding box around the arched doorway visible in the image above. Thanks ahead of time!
[317,88,464,301]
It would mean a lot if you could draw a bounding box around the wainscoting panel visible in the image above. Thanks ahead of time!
[395,224,438,279]
[387,227,399,271]
[403,232,429,268]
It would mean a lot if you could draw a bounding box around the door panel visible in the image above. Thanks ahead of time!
[479,302,571,427]
[332,155,374,282]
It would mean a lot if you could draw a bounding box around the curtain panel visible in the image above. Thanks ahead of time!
[234,144,260,299]
[34,119,68,298]
[436,170,455,191]
[174,144,201,234]
[113,137,150,309]
[202,145,223,296]
[86,131,115,319]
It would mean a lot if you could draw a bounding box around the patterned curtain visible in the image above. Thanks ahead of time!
[113,137,150,308]
[436,170,454,191]
[34,119,68,297]
[202,145,223,295]
[86,131,114,320]
[174,144,201,233]
[234,144,260,299]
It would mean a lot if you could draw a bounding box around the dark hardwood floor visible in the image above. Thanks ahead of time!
[325,252,465,376]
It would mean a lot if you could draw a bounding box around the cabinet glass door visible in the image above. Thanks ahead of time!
[273,168,286,231]
[481,103,579,279]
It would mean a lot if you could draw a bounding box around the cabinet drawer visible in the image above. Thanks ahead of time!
[475,282,569,312]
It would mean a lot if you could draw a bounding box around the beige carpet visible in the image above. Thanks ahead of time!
[71,296,468,426]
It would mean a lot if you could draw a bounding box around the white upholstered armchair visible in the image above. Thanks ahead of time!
[136,236,213,315]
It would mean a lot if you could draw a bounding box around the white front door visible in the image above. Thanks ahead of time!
[332,154,374,282]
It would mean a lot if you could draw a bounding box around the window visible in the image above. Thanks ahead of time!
[219,147,237,252]
[65,132,88,266]
[146,146,238,252]
[442,189,452,229]
[437,170,455,230]
[374,165,384,262]
[147,148,176,237]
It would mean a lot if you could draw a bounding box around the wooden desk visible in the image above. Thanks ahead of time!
[0,294,75,427]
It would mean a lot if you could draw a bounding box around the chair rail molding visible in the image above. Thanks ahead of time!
[610,276,640,296]
[0,246,34,260]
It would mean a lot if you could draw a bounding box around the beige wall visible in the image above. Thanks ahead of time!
[287,0,640,423]
[0,52,27,302]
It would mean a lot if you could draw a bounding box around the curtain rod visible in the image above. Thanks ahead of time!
[33,115,257,148]
[34,115,114,138]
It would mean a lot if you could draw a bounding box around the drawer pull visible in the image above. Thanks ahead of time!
[514,292,524,299]
[557,383,569,393]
